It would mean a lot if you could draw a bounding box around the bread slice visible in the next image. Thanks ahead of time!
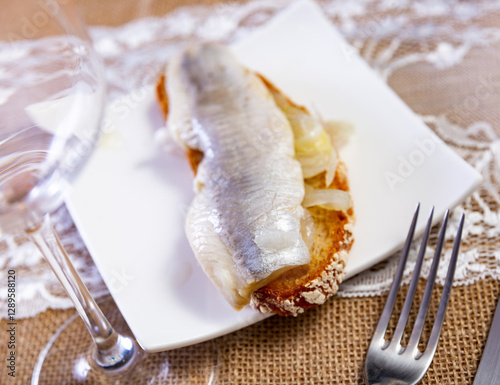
[156,73,354,316]
[251,166,354,316]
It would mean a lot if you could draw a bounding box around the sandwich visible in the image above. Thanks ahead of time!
[156,43,354,316]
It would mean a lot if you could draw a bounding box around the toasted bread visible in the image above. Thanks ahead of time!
[156,72,354,316]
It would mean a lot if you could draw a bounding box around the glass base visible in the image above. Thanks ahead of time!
[32,296,220,384]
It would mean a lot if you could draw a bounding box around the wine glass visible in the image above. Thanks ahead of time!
[0,1,219,383]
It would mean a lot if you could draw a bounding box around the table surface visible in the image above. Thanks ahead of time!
[1,0,500,384]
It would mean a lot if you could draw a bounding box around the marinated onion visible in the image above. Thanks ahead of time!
[269,84,352,211]
[303,184,352,211]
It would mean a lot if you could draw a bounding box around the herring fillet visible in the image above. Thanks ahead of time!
[166,44,309,308]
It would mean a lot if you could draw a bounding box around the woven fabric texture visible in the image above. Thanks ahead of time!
[0,280,499,383]
[0,0,499,384]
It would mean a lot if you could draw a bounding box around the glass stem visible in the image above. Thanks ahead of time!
[26,213,137,370]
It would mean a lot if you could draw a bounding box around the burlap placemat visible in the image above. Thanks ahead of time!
[1,1,499,383]
[1,278,498,383]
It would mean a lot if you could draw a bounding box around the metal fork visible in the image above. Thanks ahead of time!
[364,204,465,385]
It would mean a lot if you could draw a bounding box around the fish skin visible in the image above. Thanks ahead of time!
[166,43,309,306]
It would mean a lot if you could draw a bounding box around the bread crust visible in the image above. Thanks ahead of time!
[251,166,354,316]
[156,73,354,316]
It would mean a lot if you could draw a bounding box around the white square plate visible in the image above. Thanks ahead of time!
[67,0,482,352]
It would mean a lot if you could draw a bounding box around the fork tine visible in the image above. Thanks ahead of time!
[365,209,465,385]
[391,206,434,349]
[407,210,449,354]
[372,203,420,344]
[424,213,464,357]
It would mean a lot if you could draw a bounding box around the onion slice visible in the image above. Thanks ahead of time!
[322,120,354,149]
[300,209,316,250]
[297,149,338,186]
[303,184,352,211]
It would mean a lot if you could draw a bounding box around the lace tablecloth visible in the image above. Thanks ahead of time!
[1,1,500,384]
[1,0,499,319]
